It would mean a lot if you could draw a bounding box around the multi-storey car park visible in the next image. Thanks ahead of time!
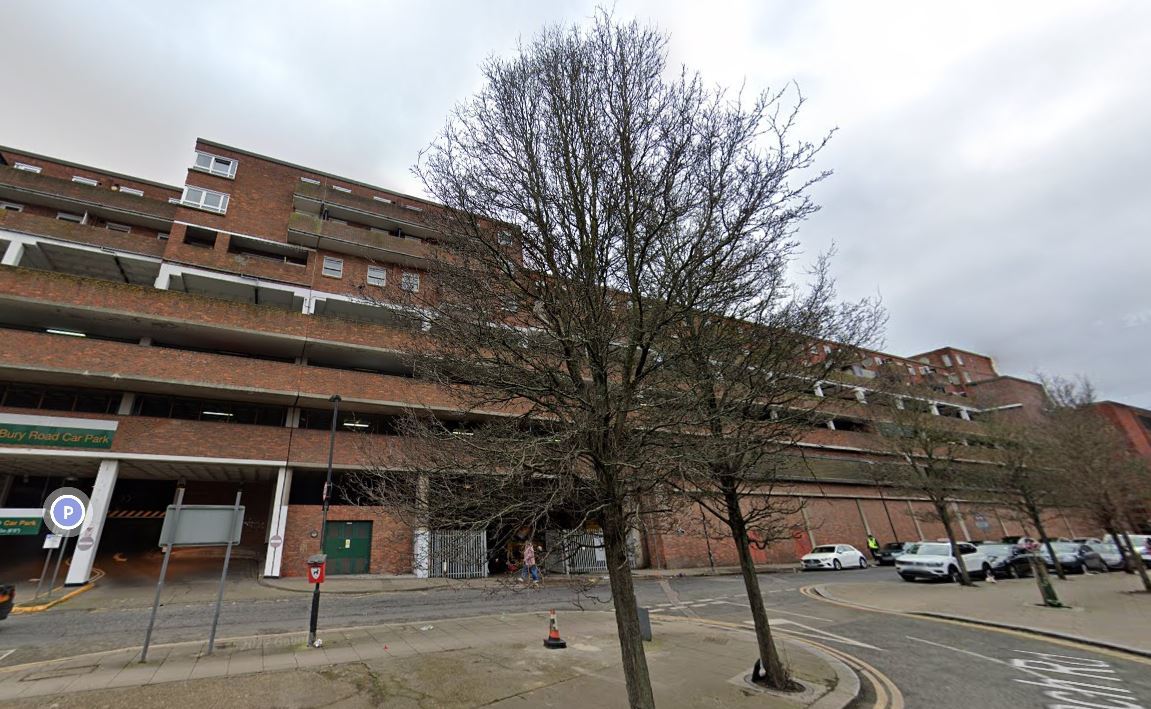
[0,138,1142,584]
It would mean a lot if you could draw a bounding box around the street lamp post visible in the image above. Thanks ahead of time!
[307,394,341,647]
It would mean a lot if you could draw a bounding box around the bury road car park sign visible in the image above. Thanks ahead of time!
[0,508,44,536]
[0,413,117,450]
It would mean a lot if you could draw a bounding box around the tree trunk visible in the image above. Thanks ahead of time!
[937,502,973,586]
[601,499,656,709]
[1031,511,1066,580]
[1105,525,1132,573]
[1118,531,1151,593]
[722,487,790,689]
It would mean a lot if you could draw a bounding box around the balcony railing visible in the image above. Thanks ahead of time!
[0,209,167,259]
[0,165,178,225]
[287,211,431,265]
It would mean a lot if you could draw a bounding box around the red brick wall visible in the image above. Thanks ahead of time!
[281,504,412,576]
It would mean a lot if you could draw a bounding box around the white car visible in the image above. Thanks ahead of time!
[801,544,868,571]
[895,541,990,583]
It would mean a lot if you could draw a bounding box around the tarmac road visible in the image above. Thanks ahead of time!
[2,566,1149,709]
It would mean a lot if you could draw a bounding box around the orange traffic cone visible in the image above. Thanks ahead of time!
[543,609,567,649]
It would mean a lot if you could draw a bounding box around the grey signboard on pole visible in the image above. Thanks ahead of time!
[158,505,245,547]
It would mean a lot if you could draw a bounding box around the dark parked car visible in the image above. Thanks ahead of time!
[1040,542,1107,574]
[1086,542,1125,571]
[875,541,913,566]
[979,543,1035,579]
[0,583,13,620]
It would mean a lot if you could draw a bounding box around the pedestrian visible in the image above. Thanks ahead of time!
[866,534,880,561]
[521,542,541,586]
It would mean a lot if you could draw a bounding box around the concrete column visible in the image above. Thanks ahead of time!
[2,239,25,266]
[1060,511,1077,538]
[929,402,941,416]
[813,382,824,398]
[959,408,971,421]
[800,506,817,548]
[116,393,136,416]
[263,466,293,578]
[855,388,867,404]
[855,498,871,535]
[906,500,924,539]
[153,264,174,290]
[951,502,971,541]
[825,418,836,430]
[0,474,13,506]
[65,460,118,585]
[413,473,430,578]
[994,508,1011,536]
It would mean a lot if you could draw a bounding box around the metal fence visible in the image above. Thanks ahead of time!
[544,530,610,574]
[428,529,488,579]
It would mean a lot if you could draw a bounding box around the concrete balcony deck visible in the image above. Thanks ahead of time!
[0,165,178,228]
[287,211,432,265]
[0,209,168,259]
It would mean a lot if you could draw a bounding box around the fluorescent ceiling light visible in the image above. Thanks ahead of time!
[343,421,370,429]
[46,328,86,337]
[202,411,233,417]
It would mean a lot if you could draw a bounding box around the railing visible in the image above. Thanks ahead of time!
[428,529,488,579]
[0,165,178,221]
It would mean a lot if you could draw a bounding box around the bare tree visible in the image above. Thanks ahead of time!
[351,13,839,707]
[981,412,1069,580]
[1041,377,1151,592]
[666,256,882,689]
[872,373,983,586]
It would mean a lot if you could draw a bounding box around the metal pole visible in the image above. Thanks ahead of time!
[45,535,70,600]
[207,489,242,654]
[308,394,340,648]
[142,484,184,663]
[33,545,55,601]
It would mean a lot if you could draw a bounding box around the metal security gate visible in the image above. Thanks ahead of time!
[544,530,608,574]
[429,529,488,579]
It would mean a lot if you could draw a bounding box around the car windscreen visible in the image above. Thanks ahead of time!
[912,543,952,556]
[810,546,837,554]
[1050,543,1079,553]
[881,543,904,551]
[1087,543,1114,554]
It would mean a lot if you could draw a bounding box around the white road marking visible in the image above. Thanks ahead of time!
[0,649,14,664]
[755,619,884,651]
[715,601,834,623]
[906,636,1016,668]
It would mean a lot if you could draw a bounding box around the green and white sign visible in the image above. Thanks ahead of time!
[0,413,116,449]
[0,508,44,536]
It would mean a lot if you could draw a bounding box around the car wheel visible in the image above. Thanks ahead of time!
[899,574,915,582]
[1003,564,1016,580]
[980,563,992,581]
[833,559,842,570]
[948,566,962,583]
[858,557,868,569]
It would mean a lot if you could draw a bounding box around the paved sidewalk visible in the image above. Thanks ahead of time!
[0,611,853,708]
[817,571,1151,654]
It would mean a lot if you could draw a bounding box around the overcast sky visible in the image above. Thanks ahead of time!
[3,1,1149,406]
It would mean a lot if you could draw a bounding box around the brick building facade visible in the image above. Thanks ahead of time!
[0,138,1114,581]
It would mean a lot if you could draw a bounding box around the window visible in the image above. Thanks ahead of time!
[0,201,23,212]
[300,176,321,185]
[941,354,952,367]
[367,265,386,286]
[105,222,132,233]
[13,162,41,173]
[228,236,308,266]
[919,366,930,375]
[907,366,916,376]
[183,226,218,248]
[823,344,832,354]
[963,372,973,384]
[401,271,420,292]
[56,212,84,224]
[372,195,393,204]
[322,256,344,278]
[135,394,286,426]
[0,381,120,414]
[157,232,170,240]
[955,354,965,365]
[331,185,352,194]
[180,185,230,213]
[71,176,99,186]
[192,151,238,178]
[497,230,513,246]
[116,185,144,197]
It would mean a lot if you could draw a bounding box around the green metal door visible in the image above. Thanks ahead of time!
[324,521,372,574]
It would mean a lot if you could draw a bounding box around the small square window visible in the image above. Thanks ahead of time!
[300,176,321,185]
[13,162,41,174]
[56,212,84,224]
[498,230,513,245]
[963,372,973,383]
[822,344,832,354]
[331,185,352,194]
[157,232,170,240]
[372,195,393,204]
[401,271,420,292]
[955,354,965,366]
[180,185,229,214]
[919,366,930,375]
[105,222,132,233]
[72,176,100,186]
[367,265,386,287]
[0,201,23,212]
[117,185,145,197]
[322,256,344,279]
[907,366,915,376]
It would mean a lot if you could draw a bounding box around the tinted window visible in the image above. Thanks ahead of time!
[811,546,836,554]
[915,543,952,556]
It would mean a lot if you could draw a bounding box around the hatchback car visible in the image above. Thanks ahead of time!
[978,543,1035,579]
[1086,542,1125,571]
[801,544,868,571]
[1040,542,1107,574]
[875,541,912,566]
